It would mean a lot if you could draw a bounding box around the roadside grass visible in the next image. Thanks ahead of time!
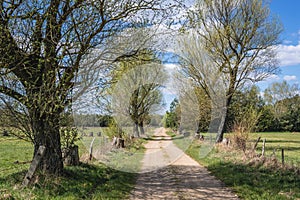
[250,132,300,166]
[186,132,300,200]
[101,144,145,173]
[165,130,193,151]
[0,134,143,200]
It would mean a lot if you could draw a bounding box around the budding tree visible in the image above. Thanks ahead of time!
[178,0,282,142]
[0,0,182,175]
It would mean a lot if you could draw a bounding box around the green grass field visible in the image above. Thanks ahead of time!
[251,132,300,165]
[185,132,300,200]
[0,133,144,200]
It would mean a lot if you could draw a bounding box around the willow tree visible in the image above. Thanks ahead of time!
[179,0,282,142]
[0,0,181,175]
[107,50,165,137]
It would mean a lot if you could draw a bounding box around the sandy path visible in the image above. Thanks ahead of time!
[130,127,239,200]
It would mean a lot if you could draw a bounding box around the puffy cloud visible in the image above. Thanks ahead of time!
[283,75,297,81]
[276,42,300,67]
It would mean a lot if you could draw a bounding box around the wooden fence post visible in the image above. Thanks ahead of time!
[89,137,95,161]
[22,146,46,187]
[253,136,261,151]
[281,149,284,165]
[262,139,266,156]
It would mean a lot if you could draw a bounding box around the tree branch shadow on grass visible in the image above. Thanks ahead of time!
[205,161,300,199]
[0,162,137,199]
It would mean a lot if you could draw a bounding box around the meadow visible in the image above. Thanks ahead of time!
[0,127,146,200]
[1,129,299,199]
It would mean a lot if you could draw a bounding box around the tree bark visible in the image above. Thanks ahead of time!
[215,106,228,143]
[139,121,145,135]
[31,111,63,175]
[215,95,232,143]
[134,122,140,137]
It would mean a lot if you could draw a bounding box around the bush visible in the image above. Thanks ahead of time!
[231,106,261,151]
[60,127,80,166]
[60,127,80,149]
[103,119,125,139]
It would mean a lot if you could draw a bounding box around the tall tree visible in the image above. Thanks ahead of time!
[178,0,282,142]
[227,85,264,132]
[163,98,180,130]
[109,50,165,137]
[264,81,300,131]
[0,0,180,175]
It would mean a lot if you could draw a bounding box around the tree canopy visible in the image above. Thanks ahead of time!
[0,0,182,175]
[178,0,282,142]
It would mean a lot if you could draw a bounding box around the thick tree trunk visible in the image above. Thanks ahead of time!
[139,121,145,135]
[31,112,63,175]
[215,96,232,143]
[215,107,228,143]
[133,122,140,137]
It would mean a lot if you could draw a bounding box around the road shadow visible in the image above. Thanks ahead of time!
[130,164,239,200]
[144,135,188,141]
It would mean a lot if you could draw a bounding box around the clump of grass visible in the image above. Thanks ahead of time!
[166,130,177,138]
[186,140,300,199]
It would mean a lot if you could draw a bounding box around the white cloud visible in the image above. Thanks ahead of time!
[164,63,179,70]
[282,40,292,45]
[265,74,280,81]
[283,75,297,81]
[276,42,300,67]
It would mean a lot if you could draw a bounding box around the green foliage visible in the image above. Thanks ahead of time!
[260,81,300,132]
[257,105,279,132]
[60,127,80,149]
[106,49,165,137]
[103,118,124,139]
[194,87,211,133]
[163,98,180,130]
[97,115,113,127]
[231,106,261,151]
[227,86,263,132]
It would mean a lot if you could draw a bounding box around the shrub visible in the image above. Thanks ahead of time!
[232,106,261,151]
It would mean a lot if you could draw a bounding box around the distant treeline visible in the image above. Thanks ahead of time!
[71,114,163,127]
[163,85,300,133]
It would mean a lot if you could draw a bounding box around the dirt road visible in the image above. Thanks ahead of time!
[130,127,239,200]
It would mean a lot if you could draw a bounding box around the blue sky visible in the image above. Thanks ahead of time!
[258,0,300,90]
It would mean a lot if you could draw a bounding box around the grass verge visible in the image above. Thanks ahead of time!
[165,129,193,152]
[0,135,142,200]
[186,140,300,200]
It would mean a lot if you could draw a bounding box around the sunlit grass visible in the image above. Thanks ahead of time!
[186,132,300,200]
[0,136,33,177]
[250,132,300,165]
[0,134,142,199]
